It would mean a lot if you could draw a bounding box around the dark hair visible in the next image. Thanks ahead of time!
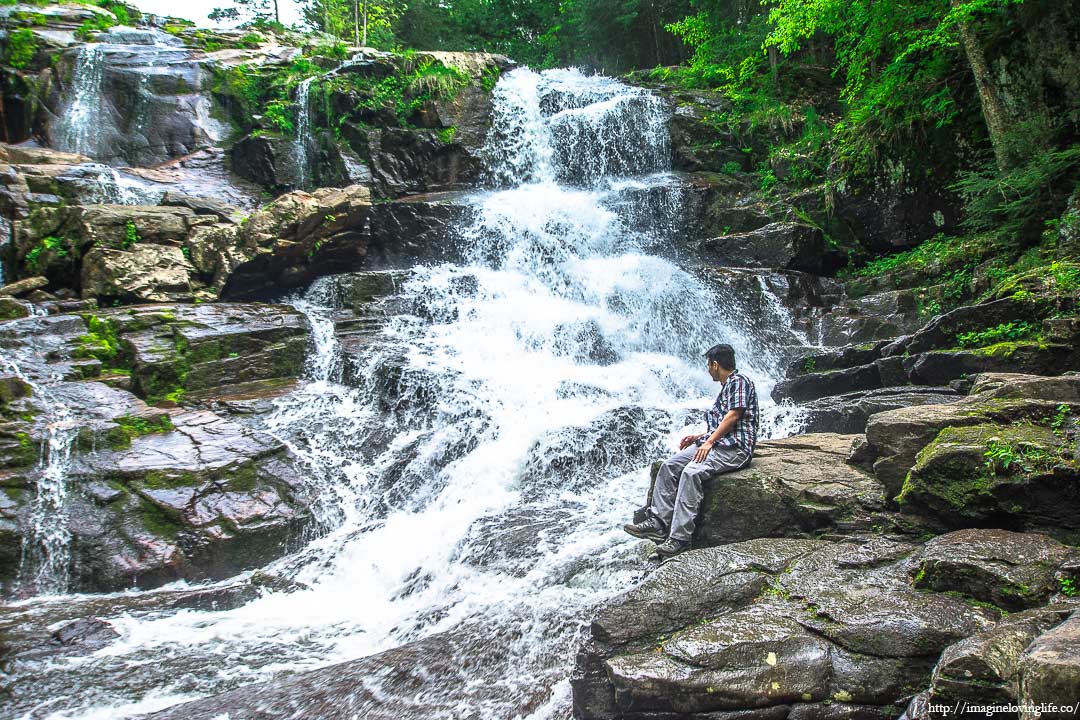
[704,343,736,371]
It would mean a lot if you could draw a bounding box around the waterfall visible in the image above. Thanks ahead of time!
[0,214,10,285]
[2,359,76,595]
[15,68,805,719]
[292,78,316,190]
[54,44,105,157]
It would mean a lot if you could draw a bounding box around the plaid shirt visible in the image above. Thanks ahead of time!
[697,370,759,456]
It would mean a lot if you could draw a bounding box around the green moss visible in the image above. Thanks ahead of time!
[898,421,1071,507]
[226,463,258,492]
[185,340,223,364]
[137,498,182,539]
[74,314,122,364]
[25,235,69,271]
[4,28,37,69]
[123,219,139,249]
[480,64,501,92]
[140,470,202,490]
[968,339,1049,359]
[437,126,456,144]
[896,426,1000,508]
[74,12,116,41]
[11,431,37,467]
[102,416,175,450]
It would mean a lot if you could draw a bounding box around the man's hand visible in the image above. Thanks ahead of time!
[693,440,713,463]
[678,434,702,450]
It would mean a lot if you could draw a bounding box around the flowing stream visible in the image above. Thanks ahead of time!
[10,68,805,720]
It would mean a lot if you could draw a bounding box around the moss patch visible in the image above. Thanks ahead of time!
[105,414,175,449]
[74,315,124,364]
[137,498,182,539]
[897,421,1073,509]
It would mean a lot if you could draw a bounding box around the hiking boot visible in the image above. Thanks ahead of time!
[623,515,666,543]
[653,537,691,559]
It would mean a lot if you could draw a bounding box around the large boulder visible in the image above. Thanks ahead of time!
[928,604,1074,707]
[39,39,226,167]
[572,536,1002,720]
[366,190,473,268]
[858,374,1080,538]
[11,203,216,294]
[218,184,373,299]
[650,434,889,548]
[912,529,1078,610]
[61,408,311,592]
[81,244,197,303]
[699,221,846,274]
[228,133,296,193]
[1018,611,1080,716]
[366,127,482,198]
[896,420,1079,540]
[104,303,310,402]
[798,386,961,435]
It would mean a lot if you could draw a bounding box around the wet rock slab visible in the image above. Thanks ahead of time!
[573,533,1080,720]
[0,302,315,593]
[61,408,312,592]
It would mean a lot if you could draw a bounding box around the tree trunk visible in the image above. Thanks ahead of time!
[361,0,369,46]
[272,0,279,24]
[649,1,661,67]
[353,0,359,45]
[954,2,1014,171]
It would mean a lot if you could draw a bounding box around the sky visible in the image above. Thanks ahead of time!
[130,0,305,28]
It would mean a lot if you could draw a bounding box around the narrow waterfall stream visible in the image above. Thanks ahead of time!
[9,68,806,720]
[2,359,78,597]
[53,44,105,157]
[292,77,317,190]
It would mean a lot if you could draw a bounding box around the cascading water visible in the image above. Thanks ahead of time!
[10,68,806,720]
[54,44,105,158]
[292,77,316,190]
[2,360,77,596]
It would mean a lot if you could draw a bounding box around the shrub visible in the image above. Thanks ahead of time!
[956,321,1039,348]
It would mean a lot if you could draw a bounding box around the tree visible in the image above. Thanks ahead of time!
[760,0,1027,171]
[209,0,280,25]
[301,0,401,47]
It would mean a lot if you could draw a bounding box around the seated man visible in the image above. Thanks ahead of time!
[623,343,759,559]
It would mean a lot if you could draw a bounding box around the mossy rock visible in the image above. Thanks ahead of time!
[897,422,1079,539]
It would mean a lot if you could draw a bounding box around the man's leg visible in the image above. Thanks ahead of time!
[648,445,699,532]
[667,446,751,542]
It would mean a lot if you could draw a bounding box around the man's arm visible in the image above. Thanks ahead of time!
[692,408,744,462]
[678,430,707,449]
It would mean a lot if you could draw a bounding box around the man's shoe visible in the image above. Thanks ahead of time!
[654,537,691,559]
[623,516,666,543]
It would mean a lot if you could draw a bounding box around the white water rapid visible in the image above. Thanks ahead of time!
[11,68,805,720]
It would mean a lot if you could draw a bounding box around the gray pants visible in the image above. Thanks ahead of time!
[649,444,750,542]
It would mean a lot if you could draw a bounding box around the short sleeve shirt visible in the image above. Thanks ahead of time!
[697,370,759,456]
